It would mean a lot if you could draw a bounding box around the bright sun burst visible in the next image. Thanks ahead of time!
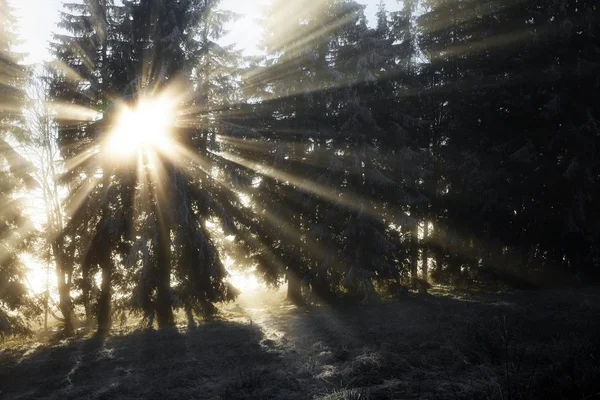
[106,96,175,158]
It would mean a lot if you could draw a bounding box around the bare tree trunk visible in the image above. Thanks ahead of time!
[41,176,74,334]
[25,66,77,334]
[44,252,49,333]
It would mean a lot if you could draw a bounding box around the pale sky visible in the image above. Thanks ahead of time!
[10,0,400,64]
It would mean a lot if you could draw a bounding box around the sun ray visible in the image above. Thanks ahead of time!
[428,28,547,62]
[47,101,101,122]
[420,0,521,35]
[271,11,357,60]
[133,151,152,220]
[260,203,336,265]
[63,148,99,173]
[133,130,344,276]
[46,59,85,84]
[62,175,101,220]
[263,0,333,53]
[218,150,416,228]
[165,142,221,175]
[0,222,35,266]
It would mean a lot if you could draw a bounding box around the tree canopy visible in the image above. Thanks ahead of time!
[1,0,599,336]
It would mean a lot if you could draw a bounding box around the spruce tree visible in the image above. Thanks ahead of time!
[51,0,255,331]
[0,0,36,338]
[417,0,600,283]
[239,0,422,302]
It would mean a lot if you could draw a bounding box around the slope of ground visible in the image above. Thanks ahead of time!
[1,287,599,399]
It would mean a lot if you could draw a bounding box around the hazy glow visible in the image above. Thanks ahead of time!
[230,271,261,293]
[10,0,406,304]
[21,254,55,296]
[219,150,416,227]
[106,97,175,158]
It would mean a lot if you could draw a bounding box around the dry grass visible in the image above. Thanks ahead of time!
[1,287,599,399]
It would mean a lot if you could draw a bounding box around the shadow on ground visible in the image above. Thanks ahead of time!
[0,320,292,400]
[1,288,600,399]
[234,287,600,399]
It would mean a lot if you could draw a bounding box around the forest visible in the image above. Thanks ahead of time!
[1,0,599,399]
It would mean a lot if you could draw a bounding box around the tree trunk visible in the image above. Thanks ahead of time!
[81,264,92,327]
[313,268,332,304]
[411,221,419,283]
[436,253,443,278]
[44,290,49,333]
[287,269,303,305]
[156,286,174,328]
[155,225,174,328]
[433,215,446,280]
[422,221,429,283]
[57,279,74,334]
[185,303,196,329]
[44,248,50,333]
[97,262,112,334]
[153,149,175,329]
[42,176,75,334]
[53,244,75,334]
[54,248,74,334]
[96,132,113,335]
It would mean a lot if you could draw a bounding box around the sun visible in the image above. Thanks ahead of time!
[105,96,175,158]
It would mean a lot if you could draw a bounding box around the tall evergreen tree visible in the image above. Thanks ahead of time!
[51,0,254,332]
[236,0,423,303]
[0,0,37,338]
[418,0,600,284]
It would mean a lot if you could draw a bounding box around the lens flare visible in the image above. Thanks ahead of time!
[105,97,175,158]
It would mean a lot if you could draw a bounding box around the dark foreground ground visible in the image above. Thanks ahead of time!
[1,287,599,400]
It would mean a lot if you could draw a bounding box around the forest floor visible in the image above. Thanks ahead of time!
[1,287,600,400]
